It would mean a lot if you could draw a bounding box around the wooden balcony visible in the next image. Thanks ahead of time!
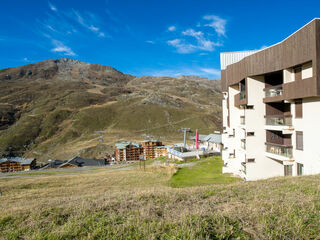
[234,92,247,107]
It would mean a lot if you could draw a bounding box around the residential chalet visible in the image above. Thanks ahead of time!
[114,141,144,162]
[0,157,36,173]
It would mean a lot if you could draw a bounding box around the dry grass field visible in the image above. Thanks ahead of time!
[1,158,320,239]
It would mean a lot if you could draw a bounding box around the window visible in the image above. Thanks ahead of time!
[247,158,255,163]
[297,163,304,176]
[229,149,236,158]
[296,131,303,150]
[295,99,303,118]
[284,165,293,176]
[294,66,302,81]
[240,79,246,100]
[246,105,254,109]
[247,132,255,136]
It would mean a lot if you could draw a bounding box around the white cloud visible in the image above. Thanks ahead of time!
[89,25,99,32]
[168,28,221,54]
[168,25,176,32]
[167,39,196,54]
[73,10,105,37]
[144,67,220,77]
[203,15,227,36]
[51,40,76,56]
[46,25,57,32]
[98,32,105,37]
[146,40,155,44]
[182,29,203,38]
[48,2,57,11]
[200,68,220,76]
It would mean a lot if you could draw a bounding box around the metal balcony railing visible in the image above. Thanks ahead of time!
[264,84,283,98]
[265,143,292,158]
[265,116,292,126]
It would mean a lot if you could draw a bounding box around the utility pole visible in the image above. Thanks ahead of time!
[178,128,192,148]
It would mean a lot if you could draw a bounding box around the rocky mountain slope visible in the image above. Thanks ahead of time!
[0,58,222,161]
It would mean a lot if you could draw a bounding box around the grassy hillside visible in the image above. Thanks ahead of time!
[0,59,222,162]
[169,157,240,187]
[1,157,320,239]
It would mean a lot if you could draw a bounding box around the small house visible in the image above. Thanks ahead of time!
[59,157,107,168]
[41,160,66,170]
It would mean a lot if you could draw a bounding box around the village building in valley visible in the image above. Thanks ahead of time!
[0,157,36,173]
[190,133,222,152]
[221,18,320,180]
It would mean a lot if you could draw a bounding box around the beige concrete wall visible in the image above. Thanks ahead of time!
[284,69,294,83]
[292,97,320,176]
[245,76,284,180]
[302,62,313,79]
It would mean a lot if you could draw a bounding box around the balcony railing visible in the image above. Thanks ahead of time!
[264,84,283,98]
[240,116,245,125]
[265,116,292,126]
[265,143,292,158]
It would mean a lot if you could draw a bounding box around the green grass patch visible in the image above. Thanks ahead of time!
[168,156,241,188]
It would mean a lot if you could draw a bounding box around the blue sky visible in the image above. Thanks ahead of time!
[1,0,320,78]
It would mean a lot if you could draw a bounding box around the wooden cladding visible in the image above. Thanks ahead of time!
[0,161,23,173]
[296,131,303,150]
[283,77,317,100]
[266,130,292,146]
[221,70,227,92]
[234,93,240,107]
[295,99,303,118]
[223,19,319,99]
[225,20,316,86]
[266,102,291,116]
[141,141,162,160]
[294,66,302,81]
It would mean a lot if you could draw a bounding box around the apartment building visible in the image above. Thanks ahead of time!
[221,18,320,181]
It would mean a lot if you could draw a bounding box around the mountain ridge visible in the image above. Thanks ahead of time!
[0,58,222,161]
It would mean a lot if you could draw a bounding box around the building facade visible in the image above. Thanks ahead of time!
[221,19,320,181]
[190,133,222,152]
[0,157,36,173]
[140,140,162,160]
[114,141,144,162]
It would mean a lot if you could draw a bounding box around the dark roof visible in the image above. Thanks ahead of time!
[0,157,35,165]
[60,157,106,167]
[41,160,66,169]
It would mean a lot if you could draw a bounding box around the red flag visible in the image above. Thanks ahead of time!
[196,129,199,150]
